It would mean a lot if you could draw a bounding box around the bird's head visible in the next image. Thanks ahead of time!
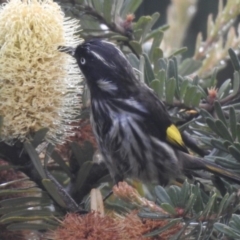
[61,39,138,97]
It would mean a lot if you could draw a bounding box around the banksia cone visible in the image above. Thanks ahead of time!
[0,0,82,144]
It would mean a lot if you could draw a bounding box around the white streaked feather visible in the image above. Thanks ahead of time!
[97,79,118,92]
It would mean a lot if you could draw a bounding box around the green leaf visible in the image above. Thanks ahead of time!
[228,145,240,162]
[70,141,94,168]
[191,91,202,107]
[165,78,176,105]
[42,179,67,208]
[155,186,173,205]
[201,192,216,218]
[144,218,181,237]
[141,12,160,43]
[121,0,143,17]
[211,139,227,152]
[7,222,56,231]
[51,150,72,178]
[75,161,94,190]
[160,203,177,215]
[168,47,187,58]
[0,196,50,207]
[215,119,233,142]
[217,79,231,99]
[156,69,166,99]
[184,193,197,215]
[24,142,47,179]
[229,107,237,141]
[103,0,112,23]
[237,124,240,143]
[179,79,189,100]
[129,40,142,55]
[92,0,103,13]
[150,79,161,98]
[31,128,49,148]
[178,58,202,76]
[232,71,240,96]
[143,53,155,84]
[214,223,240,238]
[0,209,53,224]
[127,53,139,70]
[149,31,163,61]
[214,101,227,126]
[217,193,229,217]
[229,48,240,71]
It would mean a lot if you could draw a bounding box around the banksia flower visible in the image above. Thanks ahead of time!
[0,0,82,144]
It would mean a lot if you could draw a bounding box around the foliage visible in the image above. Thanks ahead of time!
[1,0,240,239]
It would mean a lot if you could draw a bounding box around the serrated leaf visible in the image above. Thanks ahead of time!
[229,48,240,71]
[165,78,176,105]
[24,142,47,179]
[214,101,227,126]
[155,186,173,205]
[42,179,66,208]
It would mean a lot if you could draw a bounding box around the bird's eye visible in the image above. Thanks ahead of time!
[80,57,86,65]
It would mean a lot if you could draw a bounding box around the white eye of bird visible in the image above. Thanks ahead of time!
[80,57,86,65]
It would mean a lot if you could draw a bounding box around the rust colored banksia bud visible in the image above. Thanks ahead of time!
[0,0,82,144]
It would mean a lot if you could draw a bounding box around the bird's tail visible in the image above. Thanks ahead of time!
[179,151,240,184]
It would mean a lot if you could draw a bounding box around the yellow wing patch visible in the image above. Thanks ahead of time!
[166,124,185,148]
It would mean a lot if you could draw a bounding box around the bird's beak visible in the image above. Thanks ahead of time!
[58,46,76,57]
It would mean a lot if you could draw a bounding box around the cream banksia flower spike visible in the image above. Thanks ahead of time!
[0,0,82,144]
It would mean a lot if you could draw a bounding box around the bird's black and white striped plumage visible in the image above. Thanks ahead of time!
[70,39,240,185]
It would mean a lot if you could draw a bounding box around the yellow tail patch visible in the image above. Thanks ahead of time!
[166,124,184,147]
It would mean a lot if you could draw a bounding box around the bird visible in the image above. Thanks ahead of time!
[62,39,240,186]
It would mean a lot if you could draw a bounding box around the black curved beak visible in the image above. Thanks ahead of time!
[58,46,76,57]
